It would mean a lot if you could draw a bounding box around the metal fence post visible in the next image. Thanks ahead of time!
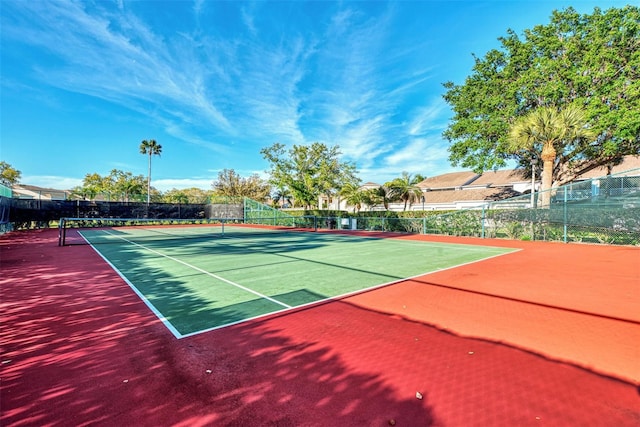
[481,205,485,238]
[563,186,568,243]
[243,197,247,223]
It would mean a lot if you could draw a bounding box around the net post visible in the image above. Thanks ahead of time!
[58,218,66,246]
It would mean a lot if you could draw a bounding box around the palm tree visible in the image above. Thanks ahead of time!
[339,182,365,213]
[272,187,293,208]
[360,186,391,211]
[359,187,382,211]
[386,172,423,211]
[508,105,594,207]
[139,139,162,205]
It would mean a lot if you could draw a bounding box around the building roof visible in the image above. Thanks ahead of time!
[417,155,640,193]
[576,156,640,179]
[468,169,528,187]
[360,182,381,189]
[422,187,521,204]
[14,184,64,193]
[12,184,71,200]
[417,171,479,190]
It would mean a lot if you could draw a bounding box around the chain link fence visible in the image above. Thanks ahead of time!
[299,169,640,246]
[3,169,639,245]
[6,199,208,230]
[485,169,640,245]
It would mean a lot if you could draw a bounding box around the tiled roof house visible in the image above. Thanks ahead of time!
[11,184,71,201]
[9,156,640,210]
[350,155,640,212]
[414,170,526,211]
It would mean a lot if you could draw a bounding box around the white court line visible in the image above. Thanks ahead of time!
[81,230,292,338]
[353,237,512,252]
[181,245,521,338]
[100,230,292,309]
[79,231,184,339]
[84,229,519,339]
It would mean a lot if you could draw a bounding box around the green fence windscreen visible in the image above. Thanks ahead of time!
[0,184,12,198]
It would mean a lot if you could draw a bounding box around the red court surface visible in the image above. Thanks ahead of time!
[1,228,639,426]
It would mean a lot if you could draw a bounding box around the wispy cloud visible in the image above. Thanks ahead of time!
[3,1,464,187]
[5,1,233,141]
[229,33,310,144]
[407,98,449,136]
[300,6,396,164]
[292,4,448,180]
[358,139,459,185]
[240,4,258,36]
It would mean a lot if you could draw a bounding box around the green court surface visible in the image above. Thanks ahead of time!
[81,226,516,338]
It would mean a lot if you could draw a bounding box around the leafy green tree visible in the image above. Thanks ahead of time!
[443,6,640,184]
[163,189,189,204]
[139,139,162,205]
[184,187,215,203]
[508,105,595,206]
[212,169,271,202]
[0,161,21,187]
[163,188,212,204]
[73,172,107,200]
[385,172,423,211]
[73,170,146,201]
[107,169,146,202]
[359,188,378,211]
[261,142,359,209]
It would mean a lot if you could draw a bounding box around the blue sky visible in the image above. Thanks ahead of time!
[0,0,627,191]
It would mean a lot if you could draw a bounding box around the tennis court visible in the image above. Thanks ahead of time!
[2,227,639,426]
[76,224,516,337]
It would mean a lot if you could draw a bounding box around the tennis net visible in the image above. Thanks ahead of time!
[58,216,319,246]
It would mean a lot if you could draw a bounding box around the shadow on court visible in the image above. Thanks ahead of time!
[1,230,434,426]
[74,226,514,336]
[1,229,638,426]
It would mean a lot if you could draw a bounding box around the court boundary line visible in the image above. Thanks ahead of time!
[180,248,521,338]
[79,231,184,339]
[84,229,519,339]
[99,230,293,308]
[81,230,293,338]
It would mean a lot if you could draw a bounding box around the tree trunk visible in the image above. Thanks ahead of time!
[147,152,152,206]
[540,142,556,207]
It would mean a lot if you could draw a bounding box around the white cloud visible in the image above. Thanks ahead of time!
[7,1,233,144]
[153,178,213,192]
[193,0,205,17]
[21,175,83,190]
[359,137,464,185]
[408,99,449,136]
[3,1,469,188]
[385,138,430,167]
[240,5,258,36]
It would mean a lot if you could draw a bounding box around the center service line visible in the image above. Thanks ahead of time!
[102,230,292,309]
